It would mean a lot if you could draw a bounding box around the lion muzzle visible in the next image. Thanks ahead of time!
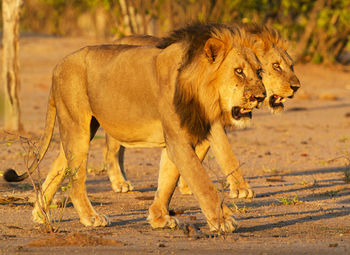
[232,106,252,120]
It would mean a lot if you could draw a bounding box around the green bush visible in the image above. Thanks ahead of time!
[2,0,349,64]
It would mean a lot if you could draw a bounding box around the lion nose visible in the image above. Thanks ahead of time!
[249,92,266,108]
[250,91,266,103]
[290,84,300,93]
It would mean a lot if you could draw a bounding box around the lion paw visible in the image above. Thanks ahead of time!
[80,214,110,227]
[208,205,239,233]
[111,180,134,193]
[209,215,239,233]
[229,187,254,199]
[148,214,179,229]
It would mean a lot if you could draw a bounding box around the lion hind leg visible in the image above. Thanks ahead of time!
[32,144,67,224]
[104,135,134,193]
[62,124,109,227]
[148,148,179,229]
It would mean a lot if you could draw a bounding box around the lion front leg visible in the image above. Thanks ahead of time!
[164,135,238,233]
[104,135,134,193]
[226,168,254,199]
[209,122,254,199]
[177,140,210,195]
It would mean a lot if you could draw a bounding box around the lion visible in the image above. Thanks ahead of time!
[102,24,301,199]
[4,23,266,232]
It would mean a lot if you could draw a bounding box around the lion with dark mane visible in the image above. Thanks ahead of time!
[4,23,266,232]
[102,24,300,200]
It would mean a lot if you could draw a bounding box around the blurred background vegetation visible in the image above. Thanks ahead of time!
[1,0,350,64]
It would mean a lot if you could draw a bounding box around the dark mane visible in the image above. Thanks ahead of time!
[157,23,231,68]
[173,75,211,144]
[159,23,236,144]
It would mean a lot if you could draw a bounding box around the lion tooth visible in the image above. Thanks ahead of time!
[281,98,286,103]
[275,97,282,104]
[240,108,248,113]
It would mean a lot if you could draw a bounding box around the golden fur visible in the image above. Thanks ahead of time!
[240,24,300,113]
[107,24,301,198]
[5,24,266,232]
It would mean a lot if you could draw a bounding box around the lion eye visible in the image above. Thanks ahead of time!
[273,63,281,71]
[235,68,244,76]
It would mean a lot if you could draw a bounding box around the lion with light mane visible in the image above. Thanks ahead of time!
[101,24,301,199]
[4,24,266,232]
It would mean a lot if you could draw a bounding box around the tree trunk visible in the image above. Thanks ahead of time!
[119,0,134,35]
[294,0,326,61]
[2,0,23,131]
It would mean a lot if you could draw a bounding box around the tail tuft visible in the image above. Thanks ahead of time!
[3,169,22,182]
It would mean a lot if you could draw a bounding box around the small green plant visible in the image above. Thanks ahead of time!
[344,168,350,184]
[319,160,328,166]
[278,195,301,205]
[342,151,350,184]
[297,180,309,186]
[339,135,350,143]
[325,190,339,197]
[312,179,319,187]
[231,205,251,214]
[262,165,283,174]
[6,140,15,146]
[22,183,33,191]
[312,53,323,64]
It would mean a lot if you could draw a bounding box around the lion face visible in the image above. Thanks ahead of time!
[213,46,266,128]
[174,28,268,142]
[257,47,300,113]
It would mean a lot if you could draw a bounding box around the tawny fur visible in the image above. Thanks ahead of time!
[7,24,266,233]
[108,23,301,198]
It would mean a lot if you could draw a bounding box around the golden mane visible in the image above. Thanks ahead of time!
[239,23,288,51]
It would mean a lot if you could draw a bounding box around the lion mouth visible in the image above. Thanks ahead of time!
[269,95,286,109]
[232,107,252,120]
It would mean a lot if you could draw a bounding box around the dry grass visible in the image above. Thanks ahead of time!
[19,137,70,233]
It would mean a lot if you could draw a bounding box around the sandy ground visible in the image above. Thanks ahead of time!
[0,36,350,254]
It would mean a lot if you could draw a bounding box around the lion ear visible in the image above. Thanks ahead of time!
[252,36,267,51]
[204,38,225,64]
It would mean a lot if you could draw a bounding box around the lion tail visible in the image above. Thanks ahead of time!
[4,89,56,182]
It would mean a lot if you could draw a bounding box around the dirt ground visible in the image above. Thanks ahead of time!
[1,36,350,254]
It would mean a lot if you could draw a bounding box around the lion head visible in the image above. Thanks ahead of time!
[158,24,266,143]
[241,24,301,113]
